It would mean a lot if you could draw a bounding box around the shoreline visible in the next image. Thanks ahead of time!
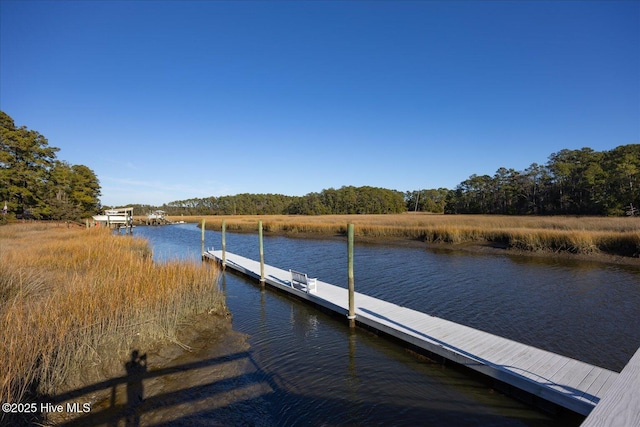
[368,235,640,267]
[210,226,640,268]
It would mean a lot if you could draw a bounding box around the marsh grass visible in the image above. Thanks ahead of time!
[167,214,640,257]
[0,223,223,407]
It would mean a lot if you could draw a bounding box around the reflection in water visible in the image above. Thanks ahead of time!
[132,224,640,426]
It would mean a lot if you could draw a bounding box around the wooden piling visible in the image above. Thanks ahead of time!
[201,218,205,257]
[347,223,355,328]
[259,220,265,286]
[221,219,226,269]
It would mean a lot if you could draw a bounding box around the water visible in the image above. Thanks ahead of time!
[135,223,640,426]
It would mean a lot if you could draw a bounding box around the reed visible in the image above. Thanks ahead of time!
[0,223,223,407]
[169,214,640,257]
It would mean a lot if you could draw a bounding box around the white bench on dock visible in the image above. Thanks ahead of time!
[290,269,317,294]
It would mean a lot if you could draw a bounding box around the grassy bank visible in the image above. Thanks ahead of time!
[167,214,640,258]
[0,223,224,415]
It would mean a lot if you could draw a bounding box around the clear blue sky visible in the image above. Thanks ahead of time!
[1,1,638,207]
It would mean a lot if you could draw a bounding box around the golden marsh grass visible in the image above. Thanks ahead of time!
[0,223,223,407]
[167,213,640,257]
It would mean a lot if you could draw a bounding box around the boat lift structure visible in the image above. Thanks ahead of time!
[146,210,168,225]
[92,207,134,234]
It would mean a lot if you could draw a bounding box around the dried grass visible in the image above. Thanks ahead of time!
[0,223,223,405]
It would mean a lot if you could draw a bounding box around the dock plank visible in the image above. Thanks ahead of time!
[581,346,640,426]
[583,369,619,406]
[207,250,621,417]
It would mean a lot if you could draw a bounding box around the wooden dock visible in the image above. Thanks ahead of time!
[204,250,621,418]
[581,345,640,426]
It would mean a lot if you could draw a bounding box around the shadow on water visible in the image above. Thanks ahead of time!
[51,350,255,427]
[44,342,581,427]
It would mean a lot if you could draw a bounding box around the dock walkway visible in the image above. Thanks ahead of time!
[205,250,618,417]
[581,345,640,426]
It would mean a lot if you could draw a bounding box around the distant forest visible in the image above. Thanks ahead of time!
[446,145,639,216]
[135,144,639,217]
[141,186,411,217]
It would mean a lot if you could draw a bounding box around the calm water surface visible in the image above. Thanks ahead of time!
[135,223,640,426]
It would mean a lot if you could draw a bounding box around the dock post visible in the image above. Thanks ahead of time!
[201,218,205,258]
[221,219,226,270]
[347,223,356,328]
[259,221,265,287]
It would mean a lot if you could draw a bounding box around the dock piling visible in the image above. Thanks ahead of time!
[259,220,265,287]
[221,219,226,269]
[347,223,355,328]
[201,218,205,258]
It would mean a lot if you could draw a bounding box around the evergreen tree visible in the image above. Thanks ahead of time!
[0,111,102,220]
[0,111,59,219]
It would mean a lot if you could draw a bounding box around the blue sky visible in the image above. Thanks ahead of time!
[1,1,638,207]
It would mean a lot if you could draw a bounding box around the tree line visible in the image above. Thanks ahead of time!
[444,145,639,216]
[153,186,407,216]
[0,111,101,221]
